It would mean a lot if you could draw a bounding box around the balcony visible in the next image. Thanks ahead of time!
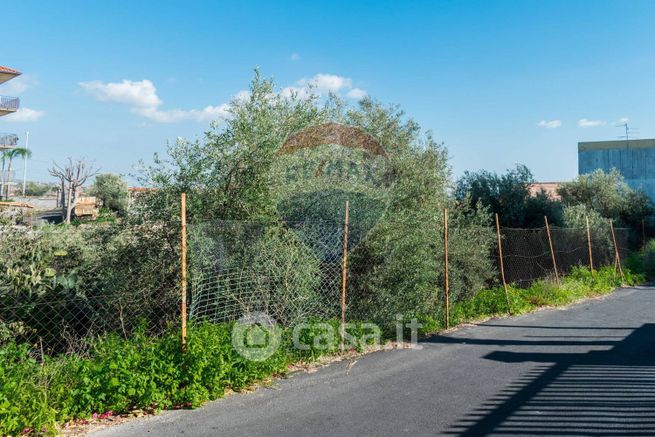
[0,95,20,116]
[0,133,19,149]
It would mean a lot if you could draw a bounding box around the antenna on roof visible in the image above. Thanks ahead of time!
[616,122,638,148]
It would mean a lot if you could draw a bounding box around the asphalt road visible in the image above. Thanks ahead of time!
[93,286,655,436]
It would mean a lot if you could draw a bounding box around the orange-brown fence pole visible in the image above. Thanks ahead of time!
[181,192,187,353]
[544,216,560,286]
[495,213,511,315]
[609,219,625,283]
[585,215,594,276]
[340,201,349,350]
[444,208,450,329]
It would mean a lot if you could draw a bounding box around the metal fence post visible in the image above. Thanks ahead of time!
[444,208,450,329]
[340,201,349,350]
[585,215,594,276]
[544,216,560,286]
[181,192,187,353]
[609,219,625,283]
[495,213,511,314]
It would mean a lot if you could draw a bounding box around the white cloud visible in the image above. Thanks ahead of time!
[80,79,235,123]
[618,117,630,124]
[346,88,367,100]
[1,107,45,122]
[132,104,230,123]
[290,53,300,61]
[80,73,367,123]
[537,119,561,129]
[233,90,250,103]
[80,79,162,108]
[280,85,312,100]
[301,74,353,94]
[286,73,365,100]
[578,118,606,128]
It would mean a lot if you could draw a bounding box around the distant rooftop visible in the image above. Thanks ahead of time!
[579,139,655,152]
[528,182,562,200]
[0,65,21,85]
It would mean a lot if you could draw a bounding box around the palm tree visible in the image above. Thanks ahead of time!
[3,147,31,200]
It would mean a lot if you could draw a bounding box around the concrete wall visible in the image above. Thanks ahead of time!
[578,139,655,200]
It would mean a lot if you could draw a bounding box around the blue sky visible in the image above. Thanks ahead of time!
[1,0,654,183]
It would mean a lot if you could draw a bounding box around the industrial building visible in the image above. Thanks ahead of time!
[578,139,655,200]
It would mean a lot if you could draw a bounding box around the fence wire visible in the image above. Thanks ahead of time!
[0,215,646,356]
[0,223,180,355]
[188,220,366,326]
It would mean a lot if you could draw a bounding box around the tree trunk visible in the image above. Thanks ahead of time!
[59,179,65,210]
[5,158,13,200]
[0,158,5,200]
[65,185,74,224]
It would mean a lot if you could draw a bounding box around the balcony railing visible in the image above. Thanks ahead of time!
[0,133,19,148]
[0,95,20,112]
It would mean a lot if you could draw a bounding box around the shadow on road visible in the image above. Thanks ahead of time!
[439,323,655,436]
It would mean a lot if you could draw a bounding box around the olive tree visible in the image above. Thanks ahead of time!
[90,173,128,215]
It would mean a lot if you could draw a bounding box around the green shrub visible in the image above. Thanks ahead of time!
[0,319,384,435]
[625,239,655,280]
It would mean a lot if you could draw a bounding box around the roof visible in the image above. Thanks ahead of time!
[128,187,157,192]
[0,66,21,86]
[528,182,562,200]
[579,139,655,151]
[0,201,34,209]
[0,66,21,75]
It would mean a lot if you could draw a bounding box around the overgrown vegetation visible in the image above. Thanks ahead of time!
[89,173,128,215]
[0,265,639,435]
[0,320,379,435]
[1,70,652,434]
[23,181,55,197]
[455,165,655,229]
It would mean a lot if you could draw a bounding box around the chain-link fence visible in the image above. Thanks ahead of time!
[499,225,634,287]
[0,207,646,357]
[0,223,180,355]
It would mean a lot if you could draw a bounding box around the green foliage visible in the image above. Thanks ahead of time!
[562,204,608,233]
[89,174,128,215]
[136,70,332,223]
[558,169,653,227]
[0,320,379,435]
[0,223,179,353]
[349,145,496,330]
[2,264,636,435]
[448,265,634,327]
[24,181,54,197]
[455,164,563,227]
[625,239,655,280]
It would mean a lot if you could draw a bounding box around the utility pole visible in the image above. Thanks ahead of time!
[22,131,29,196]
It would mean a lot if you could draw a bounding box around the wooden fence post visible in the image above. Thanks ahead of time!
[340,201,349,350]
[609,219,625,283]
[495,213,511,315]
[544,216,560,286]
[181,192,187,353]
[444,208,450,329]
[585,215,594,276]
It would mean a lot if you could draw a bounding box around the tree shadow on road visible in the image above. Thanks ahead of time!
[441,323,655,436]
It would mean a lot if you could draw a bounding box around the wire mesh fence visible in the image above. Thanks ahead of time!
[0,206,647,357]
[0,223,180,355]
[499,225,632,287]
[187,220,371,326]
